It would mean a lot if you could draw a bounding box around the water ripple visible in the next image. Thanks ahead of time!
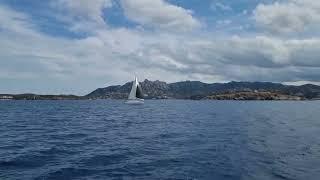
[0,100,320,179]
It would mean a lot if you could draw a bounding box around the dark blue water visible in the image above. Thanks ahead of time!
[1,100,320,180]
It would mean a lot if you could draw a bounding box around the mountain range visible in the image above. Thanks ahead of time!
[86,79,320,100]
[2,80,320,100]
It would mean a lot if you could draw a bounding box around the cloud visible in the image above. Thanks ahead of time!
[210,2,232,11]
[123,34,320,83]
[0,5,127,94]
[0,5,36,35]
[120,0,201,32]
[1,2,320,94]
[51,0,113,32]
[216,19,232,26]
[54,0,112,22]
[254,0,320,34]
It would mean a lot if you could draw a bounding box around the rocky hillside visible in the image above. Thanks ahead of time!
[205,92,303,100]
[86,80,320,100]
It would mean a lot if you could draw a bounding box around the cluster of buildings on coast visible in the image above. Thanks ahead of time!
[0,95,13,100]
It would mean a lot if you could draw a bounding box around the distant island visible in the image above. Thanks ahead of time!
[2,80,319,101]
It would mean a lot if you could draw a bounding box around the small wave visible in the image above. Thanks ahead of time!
[38,147,74,156]
[82,154,128,167]
[49,133,88,140]
[0,154,49,169]
[272,171,295,180]
[35,167,100,180]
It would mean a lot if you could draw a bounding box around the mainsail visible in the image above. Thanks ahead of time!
[128,77,143,100]
[136,84,143,99]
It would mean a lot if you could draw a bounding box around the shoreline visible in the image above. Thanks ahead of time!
[1,98,319,101]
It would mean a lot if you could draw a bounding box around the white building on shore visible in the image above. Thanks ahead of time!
[0,95,14,100]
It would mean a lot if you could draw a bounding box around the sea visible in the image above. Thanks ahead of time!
[1,100,320,180]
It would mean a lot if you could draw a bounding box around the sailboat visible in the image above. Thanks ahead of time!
[125,77,144,104]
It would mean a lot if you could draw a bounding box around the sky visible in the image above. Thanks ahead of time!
[0,0,320,95]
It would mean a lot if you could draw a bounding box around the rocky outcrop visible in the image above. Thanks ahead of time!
[205,91,303,100]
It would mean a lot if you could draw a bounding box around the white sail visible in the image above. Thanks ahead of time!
[126,77,144,104]
[128,77,138,100]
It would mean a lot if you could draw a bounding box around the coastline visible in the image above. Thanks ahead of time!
[2,80,320,101]
[1,94,318,101]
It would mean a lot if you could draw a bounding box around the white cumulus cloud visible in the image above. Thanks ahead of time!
[120,0,201,32]
[52,0,113,27]
[254,0,320,34]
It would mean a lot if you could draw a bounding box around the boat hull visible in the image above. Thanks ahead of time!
[125,99,144,105]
